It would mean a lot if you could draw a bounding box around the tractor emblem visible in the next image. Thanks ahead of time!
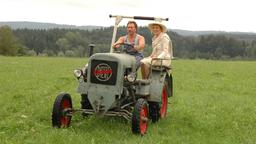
[93,63,113,81]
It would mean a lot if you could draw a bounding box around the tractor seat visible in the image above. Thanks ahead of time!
[134,79,150,85]
[151,65,172,71]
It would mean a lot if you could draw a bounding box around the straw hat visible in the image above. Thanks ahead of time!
[148,21,167,32]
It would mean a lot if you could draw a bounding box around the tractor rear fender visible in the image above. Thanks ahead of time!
[148,70,167,102]
[165,73,173,97]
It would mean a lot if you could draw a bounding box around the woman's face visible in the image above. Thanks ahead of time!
[151,24,162,36]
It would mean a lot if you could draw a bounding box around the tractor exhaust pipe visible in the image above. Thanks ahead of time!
[88,44,95,57]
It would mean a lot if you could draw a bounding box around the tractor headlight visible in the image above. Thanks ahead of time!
[127,72,136,82]
[73,69,83,78]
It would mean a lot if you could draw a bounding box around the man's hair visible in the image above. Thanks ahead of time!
[127,21,138,31]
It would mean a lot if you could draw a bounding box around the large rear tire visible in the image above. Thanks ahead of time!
[149,102,160,123]
[132,98,149,135]
[169,74,173,97]
[160,82,168,118]
[81,94,93,116]
[52,93,72,128]
[81,94,92,109]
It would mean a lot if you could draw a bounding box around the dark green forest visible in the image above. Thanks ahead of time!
[0,25,256,59]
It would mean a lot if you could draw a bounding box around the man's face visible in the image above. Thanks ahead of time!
[127,23,136,35]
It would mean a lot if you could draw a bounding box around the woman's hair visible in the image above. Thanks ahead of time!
[127,21,138,31]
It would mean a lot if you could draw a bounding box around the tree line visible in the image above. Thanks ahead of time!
[0,25,256,59]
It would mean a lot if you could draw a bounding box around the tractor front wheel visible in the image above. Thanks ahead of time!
[52,93,73,128]
[132,98,149,135]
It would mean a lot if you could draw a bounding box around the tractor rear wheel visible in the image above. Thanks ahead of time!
[149,102,160,123]
[81,94,92,109]
[52,93,72,128]
[160,82,168,118]
[81,94,93,116]
[132,98,149,135]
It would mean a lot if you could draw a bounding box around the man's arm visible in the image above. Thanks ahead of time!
[112,36,125,48]
[134,35,145,51]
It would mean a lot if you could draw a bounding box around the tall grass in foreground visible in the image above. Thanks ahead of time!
[0,56,255,144]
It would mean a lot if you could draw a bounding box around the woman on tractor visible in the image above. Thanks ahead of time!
[140,21,173,79]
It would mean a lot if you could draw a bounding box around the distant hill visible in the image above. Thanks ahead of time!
[171,29,227,36]
[1,21,256,41]
[0,21,102,30]
[172,29,256,36]
[171,29,256,42]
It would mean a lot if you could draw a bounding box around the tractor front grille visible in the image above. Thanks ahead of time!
[90,60,118,85]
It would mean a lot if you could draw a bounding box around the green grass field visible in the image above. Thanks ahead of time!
[0,56,255,144]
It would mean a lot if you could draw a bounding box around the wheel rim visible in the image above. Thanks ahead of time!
[139,106,148,135]
[60,99,71,126]
[160,85,168,118]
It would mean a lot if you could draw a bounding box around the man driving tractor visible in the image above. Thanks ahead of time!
[112,21,145,69]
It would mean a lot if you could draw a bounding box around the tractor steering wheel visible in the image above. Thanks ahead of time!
[113,42,135,53]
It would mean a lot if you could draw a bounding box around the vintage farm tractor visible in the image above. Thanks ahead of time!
[51,15,173,135]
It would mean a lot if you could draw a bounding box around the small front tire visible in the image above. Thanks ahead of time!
[132,98,149,135]
[52,93,73,128]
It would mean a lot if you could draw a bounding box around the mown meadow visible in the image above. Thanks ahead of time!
[0,56,255,144]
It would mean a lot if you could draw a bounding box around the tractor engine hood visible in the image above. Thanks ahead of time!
[89,53,136,71]
[85,53,136,114]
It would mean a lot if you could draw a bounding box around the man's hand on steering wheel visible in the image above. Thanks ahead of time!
[113,42,132,49]
[113,42,134,48]
[113,42,136,53]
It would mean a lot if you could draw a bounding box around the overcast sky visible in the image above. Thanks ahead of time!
[0,0,255,32]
